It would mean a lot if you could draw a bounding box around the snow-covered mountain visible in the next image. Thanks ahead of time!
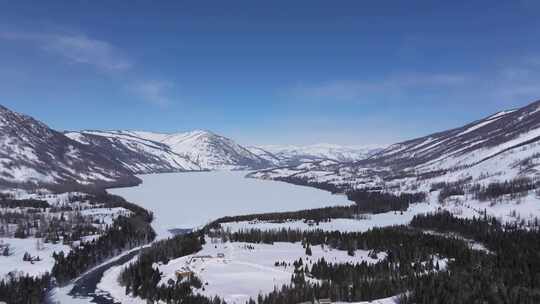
[251,100,540,193]
[65,130,202,173]
[248,144,382,166]
[67,130,271,171]
[0,105,139,191]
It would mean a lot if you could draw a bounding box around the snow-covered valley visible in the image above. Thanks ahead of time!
[108,171,353,239]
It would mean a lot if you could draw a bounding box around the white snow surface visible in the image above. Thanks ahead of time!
[109,171,352,239]
[0,237,70,279]
[155,240,387,304]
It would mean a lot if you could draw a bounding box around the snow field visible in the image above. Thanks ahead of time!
[154,239,387,304]
[0,237,70,279]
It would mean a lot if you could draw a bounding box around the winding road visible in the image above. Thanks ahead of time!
[46,248,143,304]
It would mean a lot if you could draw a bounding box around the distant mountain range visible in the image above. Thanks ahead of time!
[8,98,540,194]
[248,144,382,166]
[0,104,377,191]
[66,130,270,172]
[251,100,540,193]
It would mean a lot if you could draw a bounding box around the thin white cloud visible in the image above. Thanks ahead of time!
[288,72,468,102]
[285,59,540,108]
[0,31,131,71]
[43,35,131,71]
[129,80,173,106]
[1,30,177,106]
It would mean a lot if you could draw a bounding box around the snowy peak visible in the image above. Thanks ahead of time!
[158,130,269,170]
[68,129,271,171]
[65,130,202,174]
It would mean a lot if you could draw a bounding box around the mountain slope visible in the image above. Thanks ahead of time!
[68,130,271,171]
[155,130,271,170]
[251,100,540,192]
[248,144,382,166]
[0,105,139,191]
[65,131,202,174]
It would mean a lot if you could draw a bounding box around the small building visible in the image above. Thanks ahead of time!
[306,220,315,226]
[175,267,193,280]
[318,299,331,304]
[217,253,225,258]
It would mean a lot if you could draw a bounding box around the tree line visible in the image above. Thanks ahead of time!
[52,214,155,284]
[118,232,227,303]
[0,273,51,304]
[208,190,426,229]
[435,176,540,202]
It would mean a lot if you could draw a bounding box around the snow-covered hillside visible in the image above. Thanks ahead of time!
[99,238,387,304]
[68,130,271,171]
[0,105,139,191]
[65,130,202,174]
[248,144,382,166]
[251,100,540,193]
[154,130,270,170]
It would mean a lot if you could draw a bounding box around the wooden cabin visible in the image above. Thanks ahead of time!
[175,267,193,280]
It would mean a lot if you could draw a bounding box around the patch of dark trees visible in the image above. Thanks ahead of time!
[208,205,370,228]
[0,198,50,209]
[273,176,344,194]
[72,193,154,222]
[435,177,540,202]
[0,273,51,304]
[52,215,155,284]
[346,190,426,213]
[0,174,142,194]
[114,209,540,303]
[119,232,226,303]
[263,175,428,215]
[400,211,540,303]
[207,190,426,229]
[226,225,471,303]
[233,211,540,304]
[0,191,156,303]
[473,177,540,201]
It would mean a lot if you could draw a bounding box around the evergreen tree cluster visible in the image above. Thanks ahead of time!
[435,177,540,203]
[228,225,469,303]
[0,273,51,304]
[119,232,226,303]
[473,177,539,201]
[112,210,540,304]
[405,211,540,303]
[0,198,50,209]
[52,215,155,284]
[208,191,425,229]
[230,211,540,304]
[210,205,375,228]
[273,176,343,194]
[346,190,426,213]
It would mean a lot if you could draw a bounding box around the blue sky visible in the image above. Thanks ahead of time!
[1,1,540,145]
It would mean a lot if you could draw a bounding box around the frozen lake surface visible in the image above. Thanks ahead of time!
[109,171,351,238]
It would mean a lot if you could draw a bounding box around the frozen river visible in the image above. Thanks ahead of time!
[109,171,352,238]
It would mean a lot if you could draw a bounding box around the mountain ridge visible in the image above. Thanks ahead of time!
[250,99,540,193]
[67,129,272,171]
[0,105,140,191]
